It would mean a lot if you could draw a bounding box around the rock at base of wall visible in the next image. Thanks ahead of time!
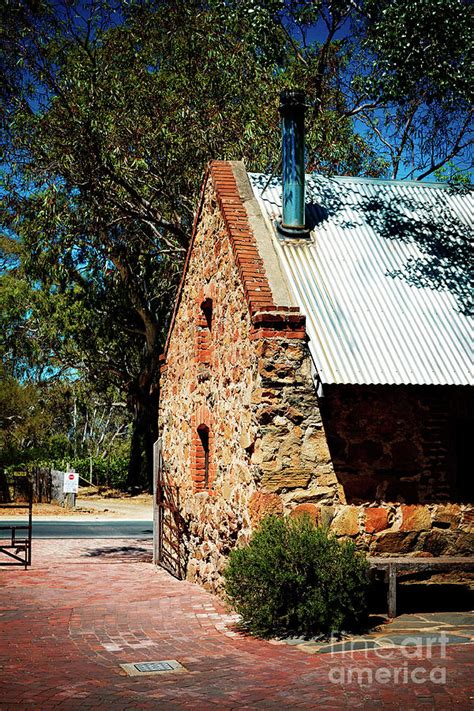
[248,491,283,525]
[330,506,360,536]
[398,505,431,532]
[289,503,319,524]
[365,507,389,534]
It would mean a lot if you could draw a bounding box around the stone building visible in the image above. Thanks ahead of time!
[158,147,473,591]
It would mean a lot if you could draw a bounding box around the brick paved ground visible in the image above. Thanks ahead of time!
[1,539,473,710]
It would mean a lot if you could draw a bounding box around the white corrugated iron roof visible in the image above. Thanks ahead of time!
[248,173,473,386]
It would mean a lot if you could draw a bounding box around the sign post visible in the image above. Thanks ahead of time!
[63,470,79,509]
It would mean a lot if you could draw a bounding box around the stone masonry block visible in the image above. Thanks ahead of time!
[248,491,283,526]
[364,507,389,534]
[289,503,319,524]
[432,504,462,529]
[330,506,360,536]
[399,505,432,532]
[260,468,312,493]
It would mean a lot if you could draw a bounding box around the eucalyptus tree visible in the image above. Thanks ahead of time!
[1,0,471,486]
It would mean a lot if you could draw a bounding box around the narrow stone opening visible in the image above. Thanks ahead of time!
[196,298,213,367]
[201,298,213,330]
[197,424,210,489]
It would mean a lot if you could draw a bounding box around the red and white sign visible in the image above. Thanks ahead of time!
[63,470,79,494]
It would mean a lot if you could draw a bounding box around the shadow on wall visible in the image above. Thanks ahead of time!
[369,578,474,615]
[320,384,474,505]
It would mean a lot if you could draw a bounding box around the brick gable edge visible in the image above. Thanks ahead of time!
[160,160,306,370]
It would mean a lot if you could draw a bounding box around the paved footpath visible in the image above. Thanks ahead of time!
[0,539,473,710]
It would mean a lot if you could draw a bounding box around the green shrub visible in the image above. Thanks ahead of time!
[224,514,369,638]
[55,456,129,489]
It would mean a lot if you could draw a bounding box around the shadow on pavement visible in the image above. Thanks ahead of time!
[83,544,153,563]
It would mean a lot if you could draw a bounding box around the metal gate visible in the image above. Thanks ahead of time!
[153,439,186,579]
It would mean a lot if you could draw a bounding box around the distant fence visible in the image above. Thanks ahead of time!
[0,467,67,505]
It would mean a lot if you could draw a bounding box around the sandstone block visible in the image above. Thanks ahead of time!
[286,406,305,424]
[256,405,280,424]
[461,508,474,533]
[319,505,336,528]
[289,503,319,524]
[186,559,198,581]
[422,530,474,556]
[260,468,312,493]
[239,430,254,449]
[365,507,389,534]
[251,388,278,405]
[330,506,360,536]
[301,431,331,464]
[432,504,461,529]
[254,339,280,360]
[315,470,339,488]
[221,481,233,500]
[399,505,431,532]
[248,491,283,525]
[370,530,420,554]
[284,343,305,361]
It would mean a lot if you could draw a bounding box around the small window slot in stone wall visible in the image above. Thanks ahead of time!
[201,298,213,330]
[196,298,213,366]
[197,425,210,489]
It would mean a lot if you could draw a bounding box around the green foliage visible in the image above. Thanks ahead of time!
[1,0,471,487]
[224,515,369,638]
[0,371,131,485]
[358,0,473,179]
[434,161,472,187]
[50,454,129,489]
[362,0,472,104]
[0,366,53,465]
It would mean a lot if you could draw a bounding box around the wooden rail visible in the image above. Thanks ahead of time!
[0,501,33,570]
[369,556,474,618]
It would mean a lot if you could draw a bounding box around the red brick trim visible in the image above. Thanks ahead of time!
[160,160,307,368]
[249,328,307,340]
[249,309,306,339]
[209,161,276,316]
[195,297,214,366]
[191,405,216,492]
[209,162,306,341]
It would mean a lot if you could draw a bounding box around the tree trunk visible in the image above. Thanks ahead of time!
[126,396,158,492]
[0,468,11,503]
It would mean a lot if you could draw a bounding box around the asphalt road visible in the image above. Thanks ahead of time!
[0,520,153,539]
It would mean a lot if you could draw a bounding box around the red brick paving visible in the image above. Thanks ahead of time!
[1,539,473,709]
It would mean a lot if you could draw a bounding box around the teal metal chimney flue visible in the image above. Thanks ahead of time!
[277,89,310,238]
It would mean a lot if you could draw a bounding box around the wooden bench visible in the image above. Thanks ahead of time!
[0,501,33,570]
[369,556,474,618]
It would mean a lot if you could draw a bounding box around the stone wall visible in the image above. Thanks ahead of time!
[250,338,342,508]
[158,163,341,591]
[159,161,473,592]
[289,502,473,556]
[159,177,258,590]
[320,385,474,505]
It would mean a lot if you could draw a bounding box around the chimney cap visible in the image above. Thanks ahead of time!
[279,89,307,114]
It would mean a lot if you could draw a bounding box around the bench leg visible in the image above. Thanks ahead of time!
[388,564,397,618]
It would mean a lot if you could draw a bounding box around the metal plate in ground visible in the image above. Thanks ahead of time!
[120,659,187,676]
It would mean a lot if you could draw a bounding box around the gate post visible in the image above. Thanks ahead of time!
[152,438,162,566]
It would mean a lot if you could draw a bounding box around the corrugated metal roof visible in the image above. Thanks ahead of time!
[248,173,473,386]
